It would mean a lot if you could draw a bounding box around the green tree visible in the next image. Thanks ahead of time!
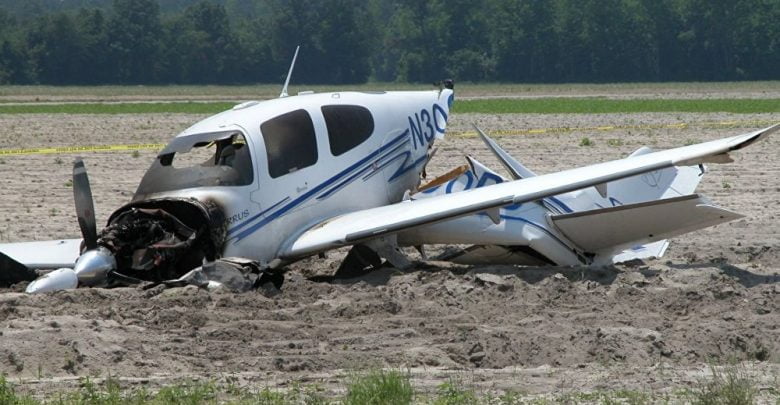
[554,0,656,82]
[0,39,33,84]
[2,0,780,84]
[27,13,87,84]
[488,0,556,82]
[678,0,779,80]
[74,8,110,84]
[266,0,373,84]
[376,0,449,82]
[0,9,32,83]
[107,0,163,83]
[163,1,242,83]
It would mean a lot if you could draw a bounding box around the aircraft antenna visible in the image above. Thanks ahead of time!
[279,46,300,98]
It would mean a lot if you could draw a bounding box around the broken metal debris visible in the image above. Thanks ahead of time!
[100,197,226,283]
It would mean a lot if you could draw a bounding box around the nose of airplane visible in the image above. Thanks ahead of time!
[73,246,116,286]
[27,158,116,293]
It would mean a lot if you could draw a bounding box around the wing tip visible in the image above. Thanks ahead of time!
[730,122,780,151]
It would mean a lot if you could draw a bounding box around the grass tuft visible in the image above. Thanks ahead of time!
[432,379,479,405]
[579,137,595,147]
[690,363,757,405]
[344,369,414,405]
[606,138,624,147]
[0,375,37,405]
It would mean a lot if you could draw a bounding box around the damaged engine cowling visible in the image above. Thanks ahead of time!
[98,198,226,282]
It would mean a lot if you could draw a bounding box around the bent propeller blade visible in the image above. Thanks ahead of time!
[73,158,98,250]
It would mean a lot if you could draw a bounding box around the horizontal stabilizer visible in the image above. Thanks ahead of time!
[551,194,742,253]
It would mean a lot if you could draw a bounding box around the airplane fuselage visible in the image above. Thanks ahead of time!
[131,89,454,267]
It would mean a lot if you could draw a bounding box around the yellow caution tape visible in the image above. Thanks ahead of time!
[0,143,165,156]
[0,118,775,155]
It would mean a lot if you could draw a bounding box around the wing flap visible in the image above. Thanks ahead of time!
[550,195,742,252]
[282,124,776,259]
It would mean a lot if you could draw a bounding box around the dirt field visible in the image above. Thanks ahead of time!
[0,99,779,400]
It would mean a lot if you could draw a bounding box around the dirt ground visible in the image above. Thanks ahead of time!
[0,101,779,399]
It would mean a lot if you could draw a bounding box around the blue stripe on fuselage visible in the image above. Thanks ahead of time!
[489,213,577,256]
[318,139,410,200]
[546,196,573,213]
[231,131,410,242]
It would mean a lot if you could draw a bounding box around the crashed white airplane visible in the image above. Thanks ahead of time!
[0,53,776,292]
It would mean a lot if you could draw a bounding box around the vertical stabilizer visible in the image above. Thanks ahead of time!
[473,125,537,179]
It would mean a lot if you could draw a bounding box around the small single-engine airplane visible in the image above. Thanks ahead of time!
[0,50,777,293]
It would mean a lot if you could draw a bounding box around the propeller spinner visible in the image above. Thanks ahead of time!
[26,159,115,293]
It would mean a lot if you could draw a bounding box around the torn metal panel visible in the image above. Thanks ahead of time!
[163,258,262,292]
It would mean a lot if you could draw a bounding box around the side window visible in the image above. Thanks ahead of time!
[321,105,374,156]
[261,109,318,178]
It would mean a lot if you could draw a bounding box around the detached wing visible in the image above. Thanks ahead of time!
[282,125,777,259]
[0,239,82,286]
[0,239,82,269]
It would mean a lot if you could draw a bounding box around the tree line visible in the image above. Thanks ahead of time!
[0,0,778,85]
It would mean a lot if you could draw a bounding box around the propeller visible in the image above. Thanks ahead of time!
[27,159,114,293]
[73,158,98,250]
[71,158,115,286]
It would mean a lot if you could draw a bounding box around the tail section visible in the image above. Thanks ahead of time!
[579,147,710,262]
[605,146,705,206]
[413,131,751,266]
[550,194,743,264]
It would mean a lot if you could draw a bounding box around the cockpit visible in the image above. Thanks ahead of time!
[134,130,254,199]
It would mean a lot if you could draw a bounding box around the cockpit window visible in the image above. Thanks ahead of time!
[134,131,253,198]
[261,109,318,178]
[322,105,374,156]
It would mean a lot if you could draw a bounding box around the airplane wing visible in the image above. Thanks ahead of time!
[0,239,82,286]
[281,124,777,259]
[0,239,82,269]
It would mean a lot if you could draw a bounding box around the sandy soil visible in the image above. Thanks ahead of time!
[0,107,779,399]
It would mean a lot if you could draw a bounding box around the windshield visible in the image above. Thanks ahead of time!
[134,131,254,199]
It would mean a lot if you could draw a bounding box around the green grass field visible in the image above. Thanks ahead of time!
[453,98,780,114]
[2,81,780,100]
[0,98,778,115]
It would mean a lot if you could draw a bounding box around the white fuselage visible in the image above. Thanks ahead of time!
[133,90,454,266]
